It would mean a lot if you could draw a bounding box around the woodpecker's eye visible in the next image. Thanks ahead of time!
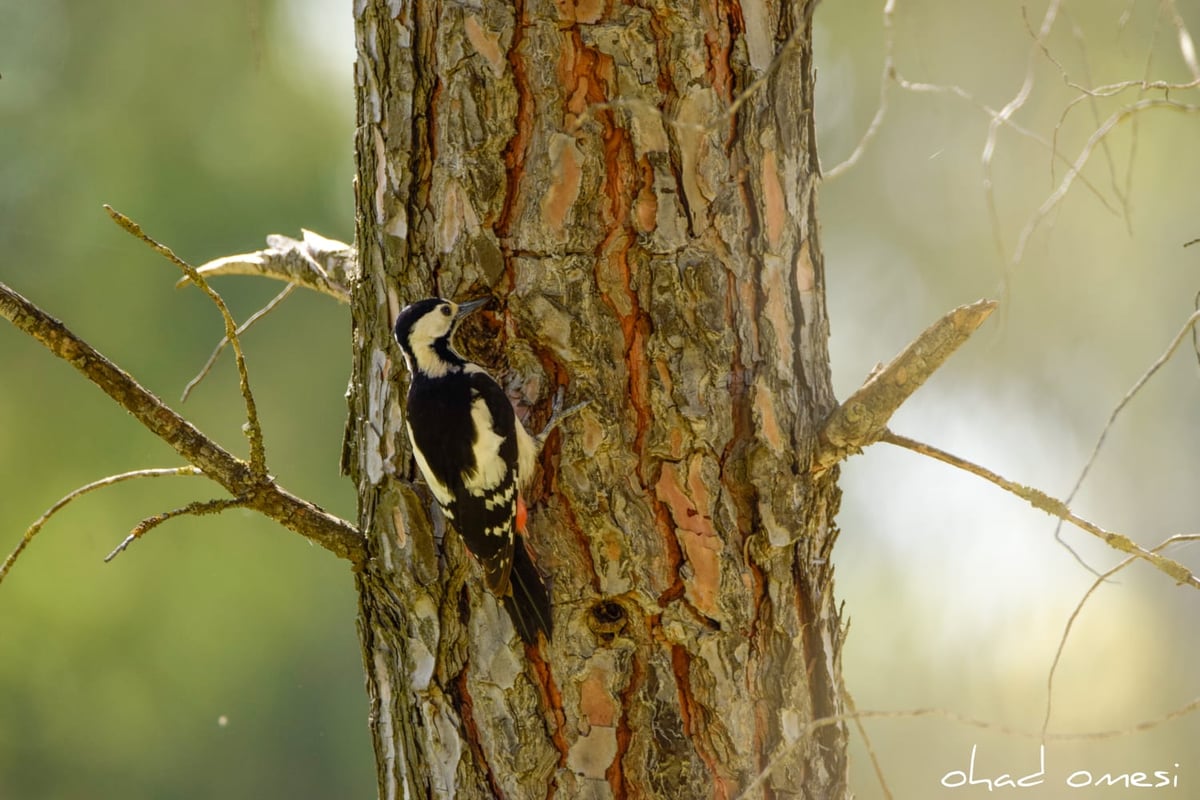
[441,305,452,317]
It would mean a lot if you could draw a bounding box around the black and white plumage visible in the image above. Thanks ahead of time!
[393,297,550,643]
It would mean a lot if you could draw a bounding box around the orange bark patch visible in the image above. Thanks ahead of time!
[760,149,787,251]
[761,257,794,374]
[627,315,650,427]
[634,155,657,233]
[795,237,815,293]
[540,135,583,234]
[579,671,618,727]
[752,379,784,453]
[496,3,532,238]
[655,460,721,616]
[464,15,504,76]
[558,31,614,123]
[702,14,733,104]
[677,530,720,616]
[555,0,605,23]
[528,650,571,766]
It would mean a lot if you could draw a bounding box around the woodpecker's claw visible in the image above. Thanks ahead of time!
[537,387,589,445]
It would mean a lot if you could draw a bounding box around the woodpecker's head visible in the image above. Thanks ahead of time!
[393,297,487,377]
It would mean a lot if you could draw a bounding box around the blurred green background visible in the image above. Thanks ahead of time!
[1,1,1197,798]
[1,1,373,798]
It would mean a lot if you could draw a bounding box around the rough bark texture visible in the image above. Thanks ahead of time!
[347,1,845,798]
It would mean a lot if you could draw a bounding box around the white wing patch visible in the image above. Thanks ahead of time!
[465,393,508,494]
[484,482,516,510]
[407,421,455,511]
[515,419,536,489]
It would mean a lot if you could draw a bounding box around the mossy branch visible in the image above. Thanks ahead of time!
[812,298,997,473]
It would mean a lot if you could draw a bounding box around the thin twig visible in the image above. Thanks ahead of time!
[981,0,1063,266]
[105,496,248,562]
[1041,534,1200,739]
[105,206,267,477]
[182,282,297,402]
[891,68,1121,218]
[0,467,203,585]
[840,683,895,800]
[1194,291,1200,368]
[736,697,1200,799]
[824,0,896,181]
[813,299,996,474]
[1167,0,1200,81]
[1012,99,1200,264]
[1043,9,1128,218]
[1052,308,1200,550]
[0,280,366,567]
[826,0,1114,205]
[880,430,1200,589]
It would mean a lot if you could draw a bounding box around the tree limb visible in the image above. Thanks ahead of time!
[881,430,1200,590]
[811,298,997,474]
[179,228,355,302]
[105,206,269,476]
[0,280,367,568]
[105,496,249,562]
[0,466,203,584]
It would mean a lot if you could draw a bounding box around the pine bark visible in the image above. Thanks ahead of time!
[347,1,845,798]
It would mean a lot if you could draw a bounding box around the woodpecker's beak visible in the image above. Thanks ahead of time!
[456,298,489,319]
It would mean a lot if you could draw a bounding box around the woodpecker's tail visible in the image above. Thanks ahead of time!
[504,539,552,644]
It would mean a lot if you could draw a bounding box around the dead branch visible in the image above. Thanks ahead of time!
[105,496,249,562]
[1052,308,1200,552]
[182,282,297,402]
[180,229,354,301]
[1013,99,1200,265]
[738,695,1200,800]
[0,280,366,568]
[0,467,202,584]
[106,206,268,475]
[811,299,996,474]
[1042,533,1200,738]
[880,430,1200,590]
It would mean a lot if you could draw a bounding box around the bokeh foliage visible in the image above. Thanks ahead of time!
[3,1,1199,799]
[1,1,372,798]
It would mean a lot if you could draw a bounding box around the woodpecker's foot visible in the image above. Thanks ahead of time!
[537,387,589,445]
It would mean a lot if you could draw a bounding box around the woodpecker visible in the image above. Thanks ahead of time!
[392,297,564,644]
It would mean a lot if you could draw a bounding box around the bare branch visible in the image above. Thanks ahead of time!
[738,696,1200,799]
[1168,0,1200,81]
[0,467,203,585]
[105,496,248,562]
[0,280,366,567]
[839,683,895,800]
[1053,308,1200,550]
[182,282,297,402]
[182,229,354,302]
[1012,98,1200,264]
[980,0,1063,263]
[823,0,896,181]
[812,299,996,474]
[106,206,268,477]
[1042,533,1200,738]
[881,431,1200,589]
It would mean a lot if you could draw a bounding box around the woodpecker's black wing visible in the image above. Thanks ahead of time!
[504,537,553,644]
[404,368,520,595]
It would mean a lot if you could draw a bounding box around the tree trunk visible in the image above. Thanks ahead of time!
[347,1,845,797]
